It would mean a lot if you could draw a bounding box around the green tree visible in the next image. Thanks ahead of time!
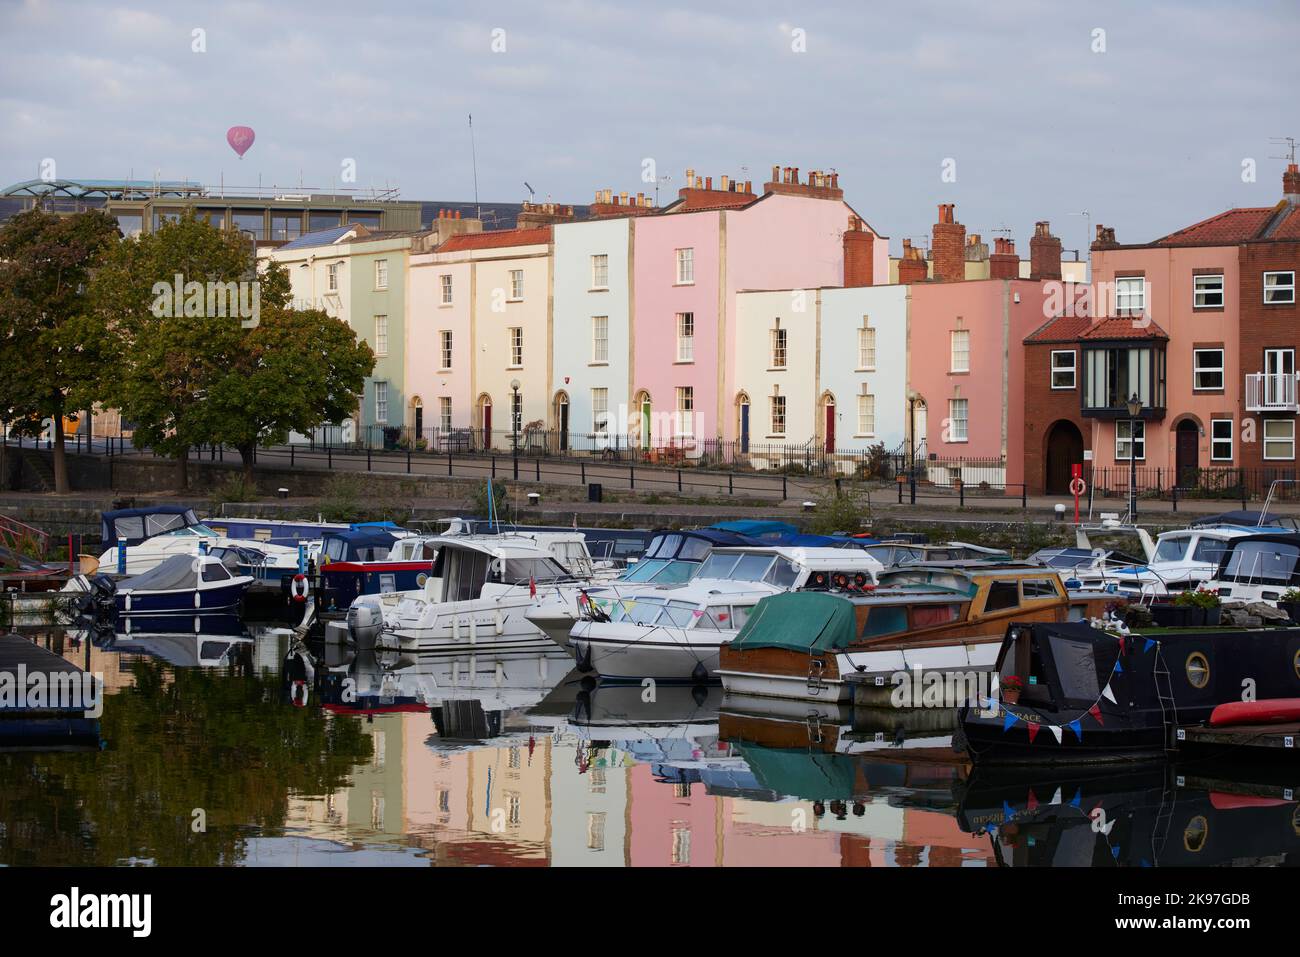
[0,208,121,492]
[88,212,271,490]
[204,261,373,484]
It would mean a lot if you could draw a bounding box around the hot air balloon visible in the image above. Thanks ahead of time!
[226,126,255,159]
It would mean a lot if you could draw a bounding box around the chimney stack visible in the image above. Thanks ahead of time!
[1285,163,1300,204]
[931,203,966,282]
[1092,224,1118,249]
[898,239,929,284]
[842,216,875,288]
[988,237,1020,280]
[964,233,988,263]
[1029,221,1062,280]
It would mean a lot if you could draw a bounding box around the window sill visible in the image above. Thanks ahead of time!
[852,434,876,439]
[673,281,695,287]
[588,361,609,367]
[765,435,786,440]
[673,360,695,365]
[1050,384,1076,391]
[506,365,523,370]
[856,368,876,374]
[439,303,453,308]
[1192,305,1225,312]
[767,367,788,373]
[589,287,609,293]
[949,370,970,376]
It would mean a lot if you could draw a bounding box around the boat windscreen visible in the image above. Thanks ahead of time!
[501,556,574,584]
[1223,540,1300,585]
[697,552,775,582]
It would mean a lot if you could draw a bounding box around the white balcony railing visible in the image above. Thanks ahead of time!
[1245,373,1299,412]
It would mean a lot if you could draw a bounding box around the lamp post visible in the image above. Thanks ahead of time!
[511,378,521,480]
[1126,392,1142,521]
[906,390,918,478]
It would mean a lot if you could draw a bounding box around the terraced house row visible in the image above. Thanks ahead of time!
[256,162,1297,496]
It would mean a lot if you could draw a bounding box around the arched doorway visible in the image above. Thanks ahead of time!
[1175,419,1200,486]
[735,392,751,454]
[818,392,837,454]
[476,394,493,450]
[1044,420,1084,495]
[553,391,570,451]
[410,396,424,442]
[633,391,652,450]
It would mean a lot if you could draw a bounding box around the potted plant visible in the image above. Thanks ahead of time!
[1280,588,1300,624]
[1000,674,1025,704]
[1173,587,1221,626]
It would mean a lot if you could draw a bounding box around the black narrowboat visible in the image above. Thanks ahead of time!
[959,619,1300,764]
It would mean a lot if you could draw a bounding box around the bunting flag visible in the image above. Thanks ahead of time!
[1070,789,1083,808]
[1026,789,1039,812]
[1050,787,1063,806]
[1113,659,1124,674]
[1143,638,1156,653]
[1027,722,1040,744]
[1088,704,1104,726]
[1117,636,1126,655]
[1112,845,1122,860]
[1002,711,1020,732]
[1049,725,1063,744]
[1002,801,1015,822]
[1101,684,1117,704]
[1068,720,1084,741]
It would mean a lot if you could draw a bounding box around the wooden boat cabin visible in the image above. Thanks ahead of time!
[719,563,1115,704]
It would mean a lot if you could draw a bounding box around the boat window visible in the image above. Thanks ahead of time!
[732,555,775,581]
[984,581,1021,612]
[910,603,962,627]
[113,516,145,541]
[1222,540,1300,586]
[679,537,712,561]
[862,606,908,638]
[697,606,734,630]
[622,559,667,582]
[653,562,695,584]
[323,538,348,562]
[1191,537,1230,565]
[766,559,801,589]
[442,548,493,602]
[618,598,666,625]
[697,553,740,579]
[651,535,682,560]
[201,562,231,582]
[730,605,753,631]
[660,601,699,628]
[1021,578,1058,600]
[1153,536,1191,563]
[502,557,573,584]
[1049,634,1101,702]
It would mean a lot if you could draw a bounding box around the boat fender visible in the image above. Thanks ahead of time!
[291,573,310,603]
[494,610,504,635]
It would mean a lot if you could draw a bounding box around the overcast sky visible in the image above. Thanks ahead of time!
[3,0,1296,253]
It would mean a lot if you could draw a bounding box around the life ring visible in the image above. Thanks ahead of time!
[291,573,310,603]
[1069,477,1087,497]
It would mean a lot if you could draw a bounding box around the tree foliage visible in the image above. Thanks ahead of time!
[0,207,121,491]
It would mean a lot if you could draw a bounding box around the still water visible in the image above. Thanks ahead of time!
[2,623,1298,867]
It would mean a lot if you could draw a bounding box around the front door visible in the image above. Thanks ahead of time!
[1175,420,1199,486]
[1044,421,1084,495]
[482,402,492,449]
[640,399,651,450]
[414,404,423,440]
[739,402,750,453]
[824,403,836,454]
[558,398,569,451]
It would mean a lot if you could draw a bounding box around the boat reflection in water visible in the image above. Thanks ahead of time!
[94,613,255,669]
[956,764,1300,866]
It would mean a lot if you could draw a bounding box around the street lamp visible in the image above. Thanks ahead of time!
[511,378,521,479]
[1126,392,1142,521]
[906,390,919,478]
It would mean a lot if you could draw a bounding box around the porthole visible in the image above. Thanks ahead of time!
[1183,815,1209,852]
[1293,647,1300,681]
[1185,652,1210,690]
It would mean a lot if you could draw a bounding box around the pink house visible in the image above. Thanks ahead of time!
[630,168,887,450]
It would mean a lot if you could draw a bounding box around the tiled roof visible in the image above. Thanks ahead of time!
[1078,317,1169,341]
[1267,206,1300,240]
[437,226,552,252]
[1153,206,1279,245]
[1024,314,1092,344]
[662,190,760,214]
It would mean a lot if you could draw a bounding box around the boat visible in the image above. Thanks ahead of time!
[718,563,1115,704]
[523,528,760,648]
[1206,531,1300,606]
[1065,521,1297,598]
[561,545,887,683]
[95,505,301,592]
[112,553,254,615]
[331,534,596,654]
[958,616,1300,764]
[201,515,350,549]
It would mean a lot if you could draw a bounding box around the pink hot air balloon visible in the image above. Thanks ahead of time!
[226,126,255,158]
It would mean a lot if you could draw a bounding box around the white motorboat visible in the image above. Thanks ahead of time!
[561,545,886,682]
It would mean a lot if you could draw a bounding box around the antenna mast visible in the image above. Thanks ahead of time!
[469,114,480,219]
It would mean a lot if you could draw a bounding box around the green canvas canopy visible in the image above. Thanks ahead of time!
[729,591,858,654]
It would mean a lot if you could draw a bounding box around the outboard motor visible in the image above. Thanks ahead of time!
[348,603,385,651]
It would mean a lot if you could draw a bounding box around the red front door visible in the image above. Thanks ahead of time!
[482,404,492,449]
[825,405,836,454]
